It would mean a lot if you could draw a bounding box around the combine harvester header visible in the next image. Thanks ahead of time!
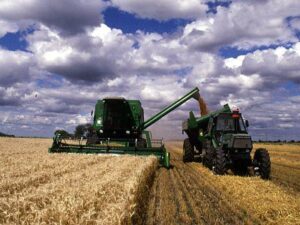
[49,87,200,168]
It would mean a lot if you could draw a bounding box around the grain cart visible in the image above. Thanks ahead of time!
[182,104,271,179]
[49,87,200,168]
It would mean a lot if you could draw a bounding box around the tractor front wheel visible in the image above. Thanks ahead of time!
[232,160,249,176]
[183,138,194,163]
[254,148,271,179]
[213,148,226,175]
[203,147,214,169]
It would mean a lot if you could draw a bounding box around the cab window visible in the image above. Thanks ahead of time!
[216,115,235,131]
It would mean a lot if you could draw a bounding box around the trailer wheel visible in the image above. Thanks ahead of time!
[213,148,226,175]
[183,138,194,163]
[254,148,271,179]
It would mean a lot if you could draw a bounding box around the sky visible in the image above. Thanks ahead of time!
[0,0,300,141]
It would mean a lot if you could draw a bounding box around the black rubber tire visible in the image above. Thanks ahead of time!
[232,161,248,176]
[254,148,271,179]
[183,138,194,163]
[86,133,98,145]
[137,138,147,148]
[203,146,214,169]
[213,149,226,175]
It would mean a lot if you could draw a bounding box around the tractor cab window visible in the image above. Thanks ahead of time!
[216,113,248,133]
[216,114,235,131]
[238,117,247,132]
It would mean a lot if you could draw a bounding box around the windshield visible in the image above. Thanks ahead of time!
[216,113,247,132]
[239,117,247,132]
[216,114,235,131]
[104,100,133,130]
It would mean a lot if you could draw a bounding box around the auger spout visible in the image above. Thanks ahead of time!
[141,87,200,130]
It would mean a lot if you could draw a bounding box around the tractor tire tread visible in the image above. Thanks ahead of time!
[183,138,194,163]
[214,149,226,175]
[254,148,271,179]
[203,145,214,169]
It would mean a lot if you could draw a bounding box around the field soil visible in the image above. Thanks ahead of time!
[145,142,300,225]
[1,138,299,225]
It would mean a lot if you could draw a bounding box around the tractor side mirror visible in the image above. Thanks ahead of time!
[245,120,249,127]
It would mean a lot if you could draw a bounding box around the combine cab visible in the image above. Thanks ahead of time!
[50,88,201,168]
[182,104,271,179]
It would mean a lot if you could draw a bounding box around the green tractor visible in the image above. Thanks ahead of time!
[182,104,271,179]
[50,87,200,168]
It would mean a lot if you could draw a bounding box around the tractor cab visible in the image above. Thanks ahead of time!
[215,111,248,134]
[213,110,253,152]
[93,98,143,139]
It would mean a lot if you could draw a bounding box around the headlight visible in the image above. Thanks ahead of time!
[199,130,203,136]
[96,118,102,125]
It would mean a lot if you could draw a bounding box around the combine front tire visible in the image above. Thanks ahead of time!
[87,134,98,145]
[213,149,226,175]
[254,148,271,179]
[183,138,194,163]
[137,138,147,148]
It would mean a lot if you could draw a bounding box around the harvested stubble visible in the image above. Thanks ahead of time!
[145,142,300,225]
[0,137,158,225]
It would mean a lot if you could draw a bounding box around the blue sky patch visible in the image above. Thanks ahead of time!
[172,67,193,76]
[219,42,294,58]
[206,0,232,14]
[281,81,300,96]
[0,31,28,51]
[35,74,65,89]
[103,7,191,34]
[0,27,35,52]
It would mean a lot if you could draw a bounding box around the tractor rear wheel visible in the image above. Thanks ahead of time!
[254,148,271,179]
[183,138,194,163]
[213,148,226,175]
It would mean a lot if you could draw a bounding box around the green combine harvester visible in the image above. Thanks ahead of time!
[49,87,200,168]
[182,104,271,179]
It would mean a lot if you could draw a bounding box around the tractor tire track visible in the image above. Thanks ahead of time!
[145,145,260,225]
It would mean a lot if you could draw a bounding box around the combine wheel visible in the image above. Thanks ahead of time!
[183,138,194,163]
[213,148,226,175]
[254,148,271,179]
[137,138,147,148]
[86,133,98,145]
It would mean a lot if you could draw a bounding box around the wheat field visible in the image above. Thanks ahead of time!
[0,137,158,225]
[1,138,299,225]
